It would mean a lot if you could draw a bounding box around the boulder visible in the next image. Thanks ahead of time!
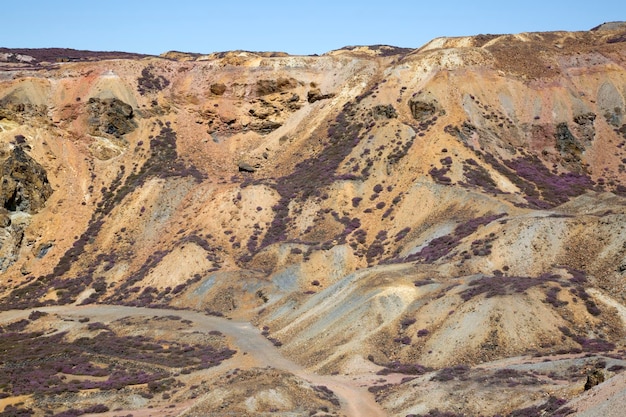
[87,97,136,138]
[210,83,227,95]
[238,162,257,173]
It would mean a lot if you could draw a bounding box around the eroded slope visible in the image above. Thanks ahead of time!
[0,23,626,417]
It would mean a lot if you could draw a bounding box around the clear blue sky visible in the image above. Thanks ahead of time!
[2,1,624,55]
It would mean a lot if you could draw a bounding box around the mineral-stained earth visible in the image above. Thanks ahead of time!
[1,22,626,417]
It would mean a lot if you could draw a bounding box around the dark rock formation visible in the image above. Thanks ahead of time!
[408,97,438,121]
[307,88,334,103]
[573,112,596,144]
[249,120,282,134]
[87,97,136,138]
[584,369,605,390]
[0,146,53,214]
[555,122,584,160]
[372,104,398,119]
[0,97,48,123]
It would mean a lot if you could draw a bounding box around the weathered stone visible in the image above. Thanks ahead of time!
[408,98,438,121]
[556,122,584,157]
[257,78,297,96]
[36,241,53,258]
[307,88,334,103]
[87,97,136,138]
[574,112,596,126]
[250,120,282,134]
[573,112,596,144]
[584,369,605,390]
[210,83,227,95]
[0,99,48,123]
[0,207,10,227]
[238,162,256,173]
[0,146,53,213]
[372,104,397,119]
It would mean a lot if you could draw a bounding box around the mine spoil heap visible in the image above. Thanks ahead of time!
[0,22,626,417]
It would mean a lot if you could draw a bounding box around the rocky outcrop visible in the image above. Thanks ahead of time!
[0,145,52,214]
[0,100,48,123]
[256,78,297,96]
[584,369,605,390]
[556,122,585,166]
[307,88,334,103]
[408,94,440,121]
[0,145,52,272]
[87,97,136,138]
[371,104,397,119]
[573,112,596,144]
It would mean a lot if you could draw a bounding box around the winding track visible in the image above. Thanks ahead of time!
[0,305,386,417]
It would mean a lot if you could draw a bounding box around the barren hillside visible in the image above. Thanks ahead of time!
[1,22,626,417]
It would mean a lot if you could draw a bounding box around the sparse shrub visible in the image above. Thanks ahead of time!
[431,365,470,382]
[429,166,452,185]
[366,230,388,264]
[6,319,29,332]
[137,65,170,95]
[312,385,340,407]
[87,322,110,331]
[460,273,560,301]
[410,410,465,417]
[28,310,48,321]
[394,336,411,345]
[396,213,506,264]
[376,361,432,375]
[507,396,573,417]
[545,286,568,308]
[400,317,416,328]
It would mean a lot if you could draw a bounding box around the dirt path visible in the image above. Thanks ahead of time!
[0,305,387,417]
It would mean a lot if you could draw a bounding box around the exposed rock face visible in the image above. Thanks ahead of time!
[256,77,297,96]
[0,146,52,214]
[408,94,440,121]
[0,146,51,272]
[307,87,334,103]
[0,100,48,123]
[371,104,397,119]
[585,369,605,390]
[87,97,136,138]
[573,112,597,144]
[0,208,9,227]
